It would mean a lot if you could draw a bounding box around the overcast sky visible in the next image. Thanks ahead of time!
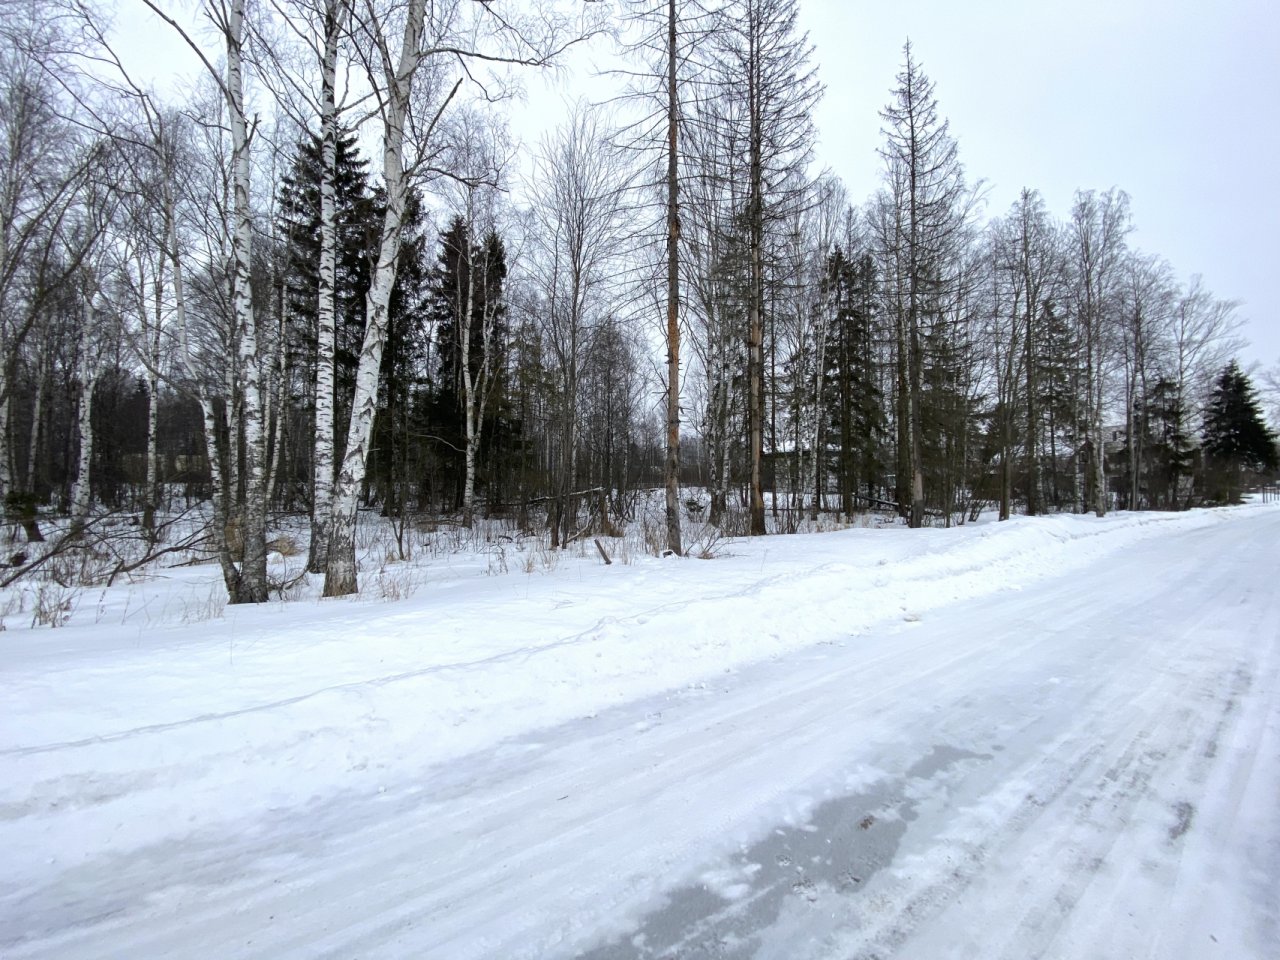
[794,0,1279,370]
[118,0,1278,370]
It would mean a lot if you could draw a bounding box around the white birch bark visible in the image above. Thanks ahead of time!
[1092,355,1107,517]
[226,0,270,602]
[308,0,343,572]
[0,219,10,505]
[70,297,98,535]
[165,190,242,595]
[460,219,478,527]
[1072,373,1085,513]
[325,0,436,596]
[460,205,502,528]
[136,2,267,598]
[224,351,240,501]
[141,269,163,531]
[144,373,159,528]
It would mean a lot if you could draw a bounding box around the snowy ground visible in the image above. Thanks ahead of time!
[2,504,1277,958]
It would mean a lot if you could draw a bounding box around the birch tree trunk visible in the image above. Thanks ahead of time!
[308,0,342,573]
[162,181,243,596]
[811,330,827,521]
[460,220,478,527]
[1092,358,1106,517]
[460,217,504,529]
[70,298,98,536]
[226,0,270,603]
[663,0,683,554]
[143,0,270,600]
[201,398,243,593]
[144,373,159,531]
[1091,402,1105,514]
[1072,372,1085,513]
[325,0,435,597]
[1126,363,1139,509]
[141,271,163,532]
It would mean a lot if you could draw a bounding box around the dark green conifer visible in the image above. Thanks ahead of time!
[1201,360,1278,502]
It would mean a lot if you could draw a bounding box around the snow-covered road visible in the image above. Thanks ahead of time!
[3,507,1278,958]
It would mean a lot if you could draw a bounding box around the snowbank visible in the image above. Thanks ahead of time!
[0,505,1261,876]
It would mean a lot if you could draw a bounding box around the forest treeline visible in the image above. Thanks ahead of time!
[1,0,1276,603]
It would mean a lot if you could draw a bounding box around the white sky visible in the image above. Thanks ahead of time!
[795,0,1280,370]
[113,0,1279,370]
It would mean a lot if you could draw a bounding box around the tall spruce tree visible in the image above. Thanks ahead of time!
[1140,375,1194,509]
[277,133,431,529]
[877,41,970,527]
[1202,361,1278,501]
[823,246,884,515]
[277,128,374,565]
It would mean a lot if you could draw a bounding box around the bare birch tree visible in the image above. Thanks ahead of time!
[136,0,275,601]
[522,103,628,549]
[1011,188,1061,516]
[323,0,601,594]
[1067,187,1130,517]
[247,0,359,572]
[0,11,106,501]
[985,190,1061,520]
[1116,251,1175,508]
[435,110,511,528]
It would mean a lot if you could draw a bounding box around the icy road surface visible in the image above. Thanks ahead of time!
[2,507,1277,958]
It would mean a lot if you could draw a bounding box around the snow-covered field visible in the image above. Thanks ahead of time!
[2,504,1277,958]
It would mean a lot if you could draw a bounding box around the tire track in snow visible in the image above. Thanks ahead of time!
[827,520,1279,960]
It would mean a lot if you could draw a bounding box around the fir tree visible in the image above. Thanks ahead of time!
[277,129,375,347]
[1201,360,1278,501]
[822,246,884,514]
[276,127,375,469]
[1033,298,1084,511]
[276,131,431,515]
[1140,376,1195,509]
[878,41,970,527]
[423,216,513,512]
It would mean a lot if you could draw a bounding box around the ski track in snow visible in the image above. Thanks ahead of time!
[1,505,1277,958]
